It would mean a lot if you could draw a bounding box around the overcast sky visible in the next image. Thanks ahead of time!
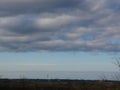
[0,0,120,72]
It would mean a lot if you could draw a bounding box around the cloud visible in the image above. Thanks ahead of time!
[0,0,120,52]
[0,0,80,17]
[35,15,78,31]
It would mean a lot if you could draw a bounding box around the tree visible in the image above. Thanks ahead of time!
[113,58,120,81]
[0,75,3,79]
[115,58,120,71]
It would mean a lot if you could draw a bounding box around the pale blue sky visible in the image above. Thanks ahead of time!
[0,52,118,71]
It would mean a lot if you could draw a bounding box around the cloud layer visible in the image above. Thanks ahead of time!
[0,0,120,52]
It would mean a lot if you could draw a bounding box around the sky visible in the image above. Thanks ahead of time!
[0,0,120,72]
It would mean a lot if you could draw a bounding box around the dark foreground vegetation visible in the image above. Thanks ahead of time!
[0,79,120,90]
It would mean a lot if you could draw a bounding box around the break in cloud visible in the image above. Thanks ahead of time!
[0,0,120,52]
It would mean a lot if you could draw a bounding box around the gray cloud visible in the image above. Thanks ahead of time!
[0,0,120,52]
[0,0,81,17]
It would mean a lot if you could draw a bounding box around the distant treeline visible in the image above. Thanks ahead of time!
[0,79,120,90]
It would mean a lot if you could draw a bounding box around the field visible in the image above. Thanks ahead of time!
[0,79,120,90]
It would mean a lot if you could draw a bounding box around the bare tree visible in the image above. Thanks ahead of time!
[113,58,120,81]
[115,58,120,71]
[0,75,3,79]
